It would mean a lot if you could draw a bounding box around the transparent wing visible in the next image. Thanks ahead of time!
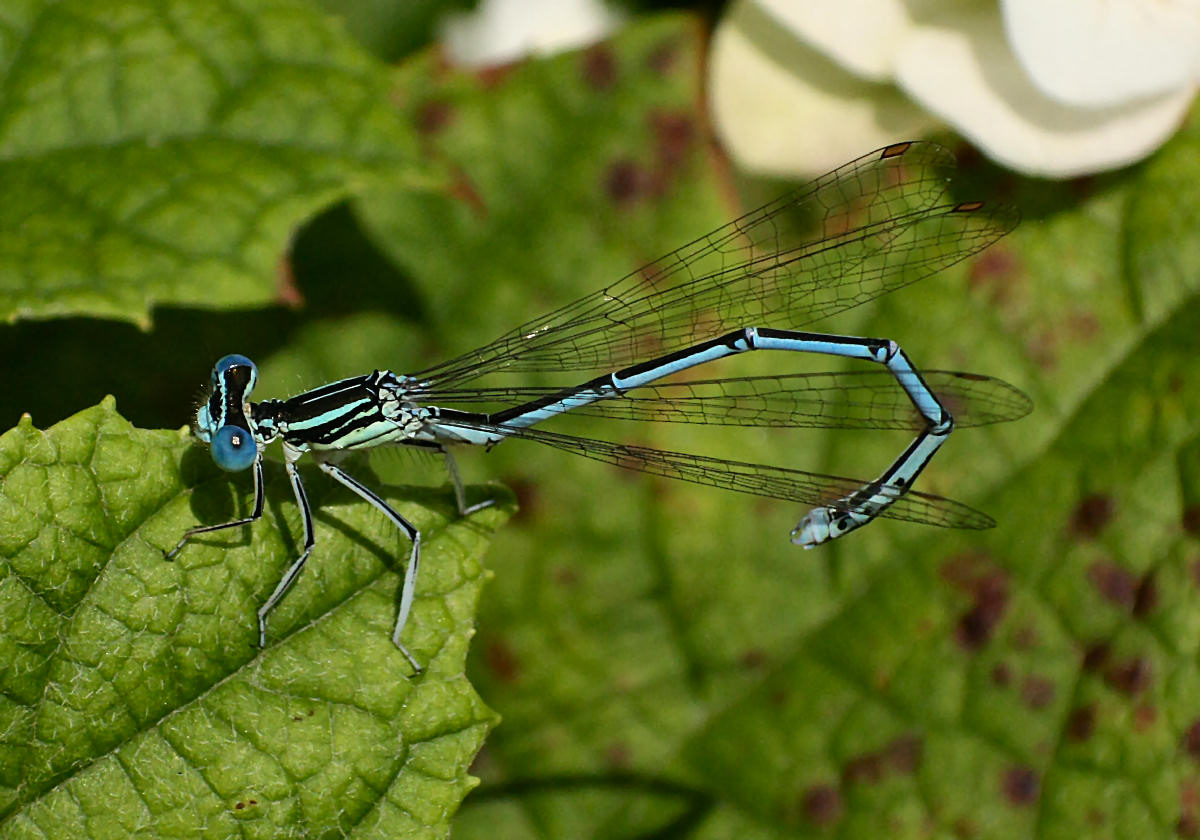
[418,370,1032,430]
[417,141,1019,386]
[443,419,995,530]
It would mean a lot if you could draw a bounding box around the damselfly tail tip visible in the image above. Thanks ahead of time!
[791,507,835,549]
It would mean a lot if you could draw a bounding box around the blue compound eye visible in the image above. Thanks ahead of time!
[212,354,258,394]
[211,425,257,472]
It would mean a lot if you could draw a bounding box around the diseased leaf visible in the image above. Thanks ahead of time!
[448,103,1200,839]
[0,399,507,838]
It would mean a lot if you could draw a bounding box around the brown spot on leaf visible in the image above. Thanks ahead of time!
[1088,559,1136,609]
[485,639,520,683]
[1184,778,1200,809]
[1021,675,1055,709]
[646,38,680,74]
[843,734,923,785]
[1133,703,1157,730]
[605,159,644,205]
[887,734,923,774]
[1002,765,1040,806]
[802,783,843,827]
[1182,719,1200,759]
[991,662,1012,687]
[1133,572,1158,618]
[581,44,617,89]
[1185,504,1200,536]
[796,782,844,825]
[1065,705,1096,741]
[235,802,245,810]
[1104,656,1152,696]
[651,110,694,174]
[476,62,517,88]
[1070,494,1116,539]
[957,583,1009,651]
[1181,779,1200,837]
[1082,641,1110,672]
[844,752,885,785]
[942,552,1010,651]
[415,100,453,135]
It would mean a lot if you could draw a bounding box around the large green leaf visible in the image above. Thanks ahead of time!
[0,399,508,837]
[446,107,1200,838]
[0,0,422,326]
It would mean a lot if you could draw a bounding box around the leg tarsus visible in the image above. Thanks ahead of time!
[165,455,266,560]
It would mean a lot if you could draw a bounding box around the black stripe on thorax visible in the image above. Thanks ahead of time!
[276,372,390,445]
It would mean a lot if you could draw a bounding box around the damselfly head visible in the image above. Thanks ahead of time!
[195,354,260,472]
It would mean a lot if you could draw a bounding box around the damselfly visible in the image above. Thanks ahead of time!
[167,141,1029,670]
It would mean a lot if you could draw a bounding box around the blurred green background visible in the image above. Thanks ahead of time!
[2,0,1199,837]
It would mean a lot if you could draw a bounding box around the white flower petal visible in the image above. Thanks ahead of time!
[1002,0,1200,107]
[441,0,624,67]
[895,5,1196,177]
[753,0,920,81]
[710,2,939,177]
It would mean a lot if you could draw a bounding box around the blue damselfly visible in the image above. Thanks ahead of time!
[168,141,1029,670]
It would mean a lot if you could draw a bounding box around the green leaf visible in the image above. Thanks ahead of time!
[312,0,474,63]
[446,104,1200,838]
[0,0,422,327]
[0,399,508,837]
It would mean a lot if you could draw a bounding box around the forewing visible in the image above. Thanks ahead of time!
[417,141,1017,386]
